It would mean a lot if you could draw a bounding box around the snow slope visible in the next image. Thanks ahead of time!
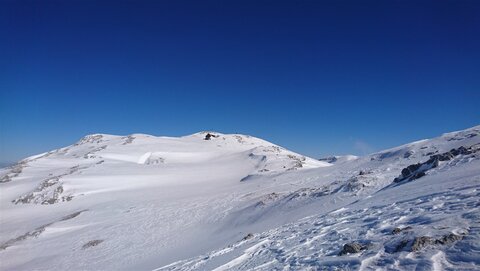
[318,155,359,164]
[1,127,479,270]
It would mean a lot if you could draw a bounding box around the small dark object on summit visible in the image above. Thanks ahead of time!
[204,133,213,140]
[204,133,218,140]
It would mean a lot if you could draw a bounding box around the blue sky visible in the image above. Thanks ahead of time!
[1,0,479,164]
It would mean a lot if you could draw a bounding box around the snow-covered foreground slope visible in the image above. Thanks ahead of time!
[1,127,479,270]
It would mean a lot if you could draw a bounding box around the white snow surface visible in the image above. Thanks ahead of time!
[1,127,479,271]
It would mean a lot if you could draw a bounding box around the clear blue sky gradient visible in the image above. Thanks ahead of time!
[1,0,479,163]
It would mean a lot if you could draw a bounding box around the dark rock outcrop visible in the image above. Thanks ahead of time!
[204,133,218,140]
[0,225,48,250]
[0,161,27,183]
[122,135,135,145]
[0,210,86,250]
[394,145,479,183]
[11,165,84,205]
[318,156,338,163]
[411,236,435,251]
[338,242,368,255]
[392,226,412,235]
[394,233,465,253]
[82,239,104,249]
[242,233,254,241]
[435,233,464,245]
[403,150,414,158]
[60,210,86,221]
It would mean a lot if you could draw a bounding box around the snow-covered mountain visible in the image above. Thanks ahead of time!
[1,127,479,270]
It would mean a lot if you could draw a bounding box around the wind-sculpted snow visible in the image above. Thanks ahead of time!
[0,127,479,270]
[156,161,480,270]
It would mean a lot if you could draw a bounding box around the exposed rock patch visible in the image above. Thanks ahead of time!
[122,135,136,145]
[411,236,435,251]
[338,242,368,255]
[318,156,338,163]
[255,192,281,207]
[261,146,282,153]
[82,239,104,249]
[403,150,415,158]
[340,170,376,193]
[446,131,479,141]
[286,186,331,201]
[83,145,107,159]
[76,134,104,145]
[252,186,333,209]
[12,165,85,205]
[1,161,28,183]
[60,210,87,221]
[392,226,413,235]
[394,233,465,252]
[0,225,48,250]
[0,210,86,250]
[234,135,246,144]
[242,233,254,241]
[286,155,306,171]
[394,145,479,183]
[96,160,105,165]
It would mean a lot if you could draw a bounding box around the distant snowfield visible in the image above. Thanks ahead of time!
[1,128,479,270]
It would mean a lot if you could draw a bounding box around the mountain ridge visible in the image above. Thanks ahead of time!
[0,125,479,270]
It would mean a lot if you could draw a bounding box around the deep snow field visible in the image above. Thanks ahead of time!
[1,127,479,270]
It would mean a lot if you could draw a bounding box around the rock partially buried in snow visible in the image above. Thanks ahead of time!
[242,233,254,241]
[82,240,104,249]
[436,233,464,245]
[392,226,413,235]
[411,236,435,252]
[393,144,479,183]
[395,233,466,252]
[318,155,358,164]
[338,242,368,255]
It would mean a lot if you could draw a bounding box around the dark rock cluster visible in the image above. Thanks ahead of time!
[338,242,369,255]
[242,233,254,241]
[403,150,414,158]
[394,145,478,183]
[82,239,104,249]
[392,226,412,235]
[318,156,338,163]
[122,135,135,145]
[12,165,83,205]
[0,210,86,250]
[394,233,465,253]
[0,161,27,183]
[76,134,104,145]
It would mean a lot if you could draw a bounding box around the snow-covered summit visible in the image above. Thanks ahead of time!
[1,131,329,205]
[74,131,330,169]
